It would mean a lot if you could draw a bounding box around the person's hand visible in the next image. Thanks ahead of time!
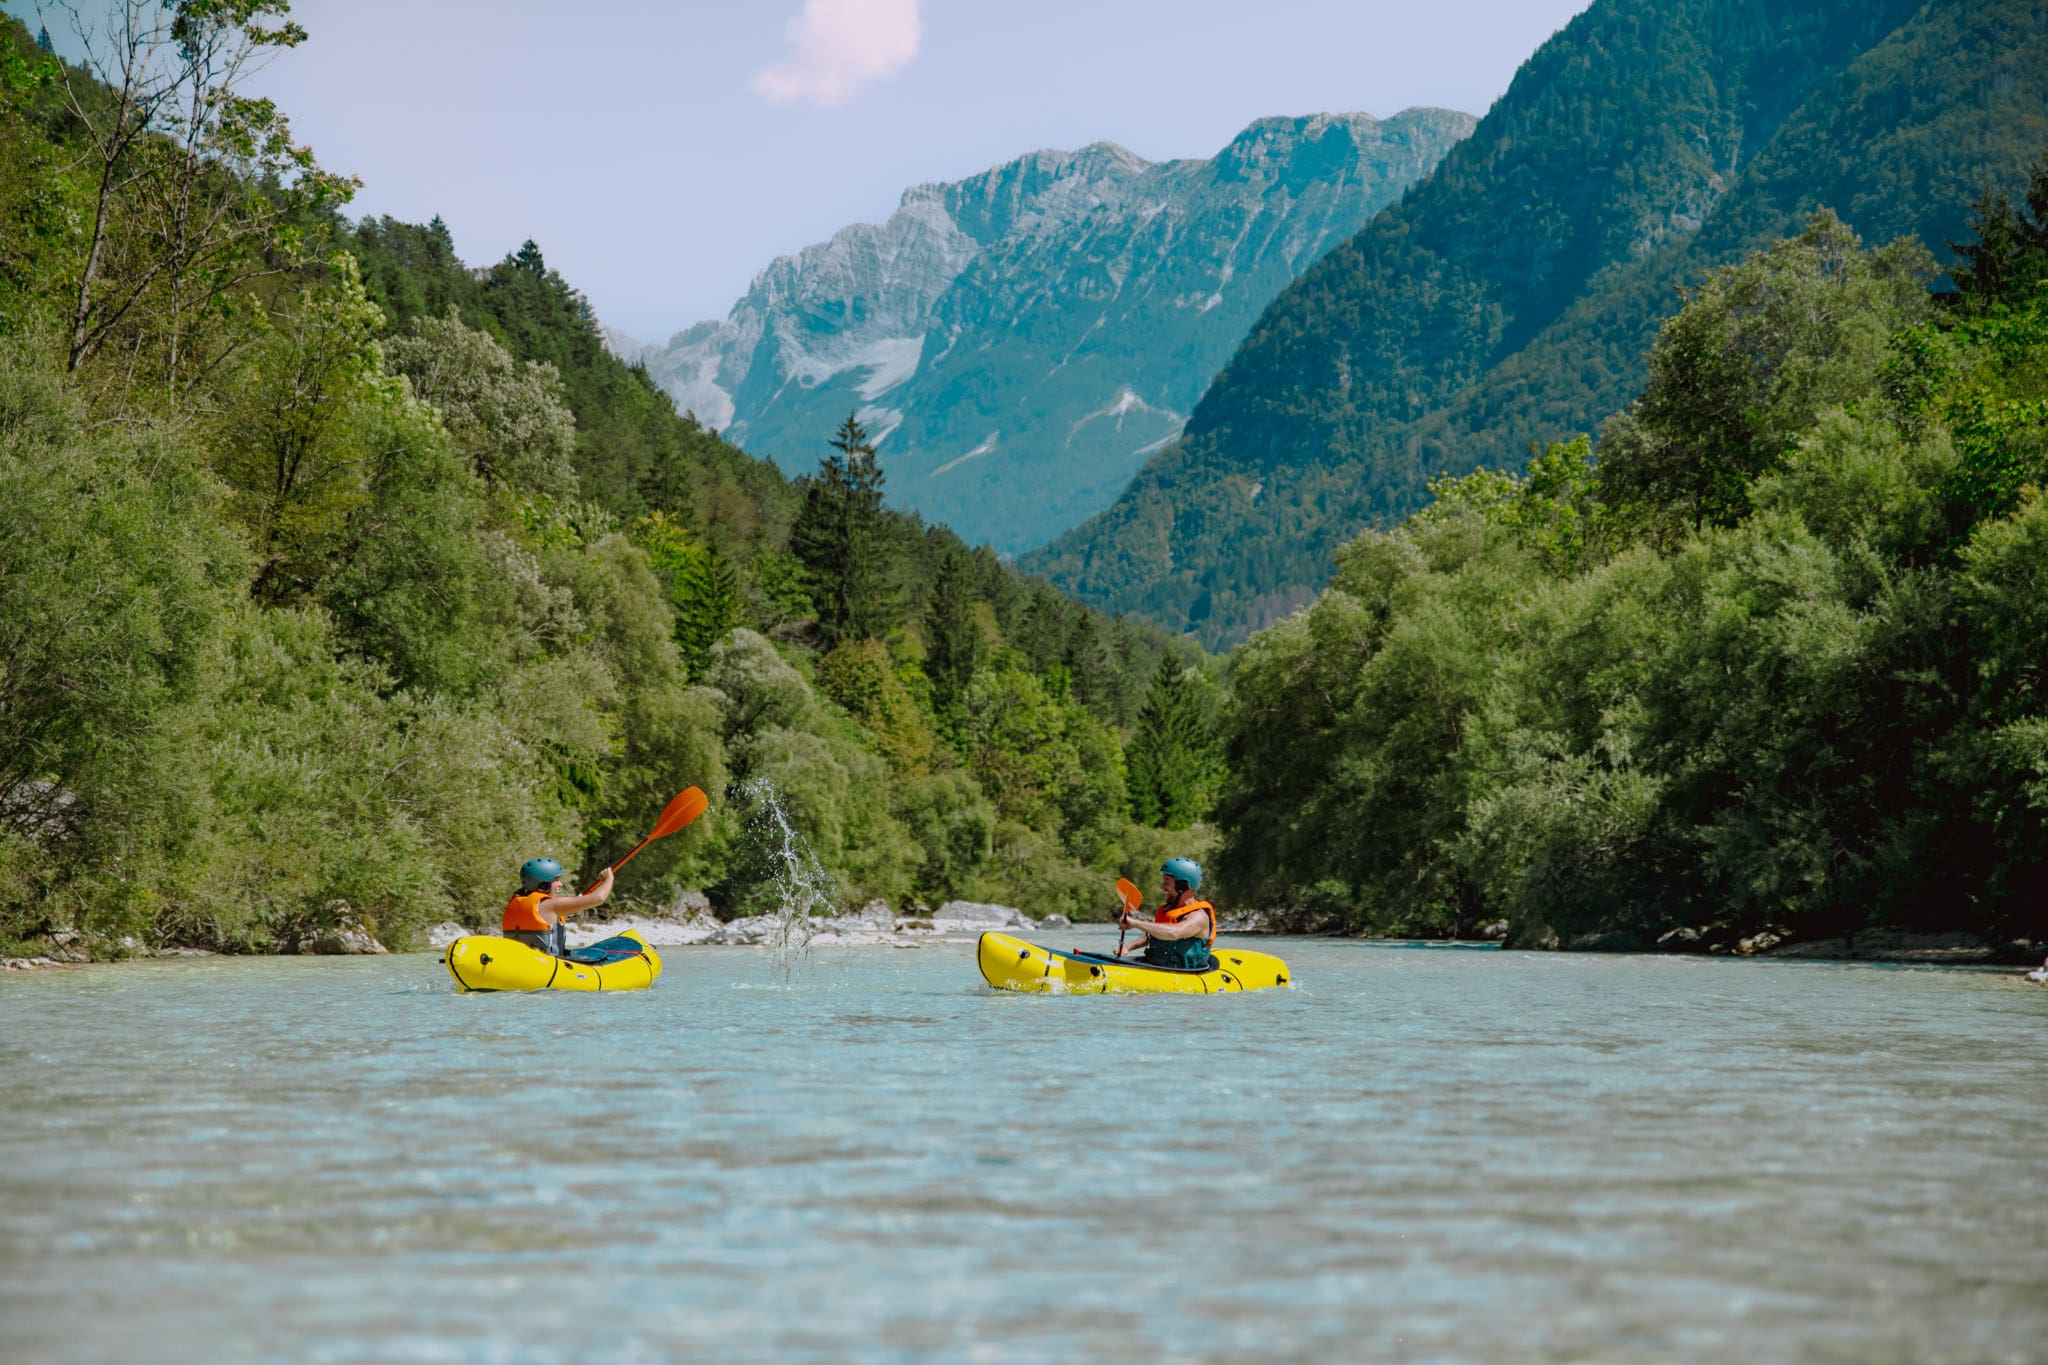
[595,867,614,889]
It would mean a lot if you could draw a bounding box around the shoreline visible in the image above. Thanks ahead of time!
[6,921,2041,974]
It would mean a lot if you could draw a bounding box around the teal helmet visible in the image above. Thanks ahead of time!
[1161,857,1203,891]
[520,856,564,892]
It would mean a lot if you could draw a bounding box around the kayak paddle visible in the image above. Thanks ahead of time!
[1114,877,1142,957]
[601,786,708,879]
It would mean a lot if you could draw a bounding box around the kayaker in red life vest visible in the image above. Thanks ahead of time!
[1118,857,1217,971]
[502,857,614,957]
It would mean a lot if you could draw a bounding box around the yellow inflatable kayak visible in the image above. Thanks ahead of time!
[976,931,1290,995]
[444,930,662,993]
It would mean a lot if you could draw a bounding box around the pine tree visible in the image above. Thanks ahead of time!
[1127,656,1219,829]
[629,510,738,680]
[790,413,897,645]
[673,543,741,680]
[35,25,54,53]
[923,547,981,727]
[1946,154,2048,311]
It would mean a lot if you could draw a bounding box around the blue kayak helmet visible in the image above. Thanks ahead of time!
[520,856,564,892]
[1162,857,1203,892]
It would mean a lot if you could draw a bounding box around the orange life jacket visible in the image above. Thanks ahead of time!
[503,890,554,933]
[1156,898,1217,946]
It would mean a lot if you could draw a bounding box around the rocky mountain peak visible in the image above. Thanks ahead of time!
[629,107,1475,551]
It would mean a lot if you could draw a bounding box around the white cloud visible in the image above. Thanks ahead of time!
[753,0,922,108]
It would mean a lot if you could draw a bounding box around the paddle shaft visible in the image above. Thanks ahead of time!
[595,786,708,881]
[602,833,658,878]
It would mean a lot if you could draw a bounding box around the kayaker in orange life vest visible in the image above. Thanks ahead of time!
[502,857,614,957]
[1117,856,1217,971]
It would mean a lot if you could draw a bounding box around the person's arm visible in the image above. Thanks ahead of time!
[1118,911,1154,953]
[539,868,614,924]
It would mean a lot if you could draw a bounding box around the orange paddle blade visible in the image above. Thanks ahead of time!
[1115,877,1142,913]
[652,786,708,838]
[605,787,710,877]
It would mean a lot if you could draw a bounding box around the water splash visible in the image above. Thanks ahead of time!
[737,778,834,984]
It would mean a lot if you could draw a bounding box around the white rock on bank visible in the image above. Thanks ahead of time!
[932,901,1035,932]
[309,923,388,955]
[567,914,724,948]
[425,922,473,949]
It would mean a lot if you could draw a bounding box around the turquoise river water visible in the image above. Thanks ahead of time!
[2,939,2045,1362]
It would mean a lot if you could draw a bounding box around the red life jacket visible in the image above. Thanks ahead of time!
[1156,898,1217,946]
[503,890,554,933]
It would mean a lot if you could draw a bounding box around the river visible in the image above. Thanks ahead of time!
[2,940,2043,1362]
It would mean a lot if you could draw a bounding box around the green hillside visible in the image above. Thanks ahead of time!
[1025,0,2048,647]
[0,12,1217,957]
[1219,170,2048,949]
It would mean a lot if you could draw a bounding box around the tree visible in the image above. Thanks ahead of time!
[51,0,356,385]
[922,545,981,729]
[1127,656,1220,829]
[789,412,897,645]
[1946,154,2048,312]
[35,26,54,53]
[384,306,578,498]
[630,510,742,681]
[1596,211,1935,534]
[211,253,393,604]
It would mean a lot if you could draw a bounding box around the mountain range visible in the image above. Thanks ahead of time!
[1023,0,2048,645]
[624,109,1475,554]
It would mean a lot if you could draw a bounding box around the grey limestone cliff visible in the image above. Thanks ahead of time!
[631,109,1474,553]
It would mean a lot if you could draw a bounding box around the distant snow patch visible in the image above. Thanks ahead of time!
[780,335,925,399]
[930,432,997,477]
[1066,387,1182,447]
[1200,260,1237,312]
[856,336,924,398]
[856,404,903,446]
[1132,429,1184,459]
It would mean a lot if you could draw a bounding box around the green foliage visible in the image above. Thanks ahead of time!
[1420,435,1617,575]
[210,254,394,603]
[0,350,241,945]
[816,640,935,777]
[1221,177,2048,946]
[1596,212,1935,534]
[1127,656,1222,830]
[965,667,1128,856]
[0,16,1206,954]
[789,413,898,646]
[630,510,742,681]
[921,545,982,738]
[385,307,578,497]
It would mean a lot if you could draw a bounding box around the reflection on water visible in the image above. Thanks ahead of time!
[2,943,2045,1362]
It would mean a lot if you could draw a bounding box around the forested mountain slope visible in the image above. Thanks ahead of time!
[0,11,1226,958]
[632,109,1473,554]
[1026,0,2048,646]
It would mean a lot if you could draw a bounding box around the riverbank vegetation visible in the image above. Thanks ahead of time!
[1222,183,2048,953]
[7,7,2042,964]
[0,9,1215,956]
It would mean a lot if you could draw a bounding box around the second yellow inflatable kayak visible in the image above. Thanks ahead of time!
[444,929,662,992]
[977,930,1290,994]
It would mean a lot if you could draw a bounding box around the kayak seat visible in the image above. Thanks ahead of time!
[1064,948,1219,975]
[563,936,648,966]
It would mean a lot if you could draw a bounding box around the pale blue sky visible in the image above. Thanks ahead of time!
[32,0,1596,338]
